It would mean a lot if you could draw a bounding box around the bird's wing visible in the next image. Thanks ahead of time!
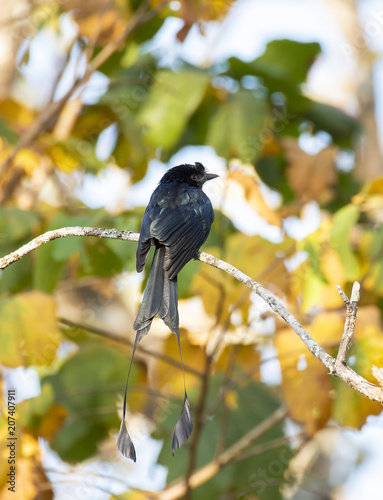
[150,200,214,279]
[136,206,160,272]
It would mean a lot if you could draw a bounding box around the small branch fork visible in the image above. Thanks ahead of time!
[335,282,360,367]
[1,226,383,405]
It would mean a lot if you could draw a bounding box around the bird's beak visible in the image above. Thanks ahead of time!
[205,173,219,181]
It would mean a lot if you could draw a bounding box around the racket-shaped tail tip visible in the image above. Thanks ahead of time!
[117,420,137,462]
[171,394,193,455]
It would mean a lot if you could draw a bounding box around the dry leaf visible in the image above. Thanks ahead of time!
[177,0,234,41]
[283,137,337,204]
[58,0,128,45]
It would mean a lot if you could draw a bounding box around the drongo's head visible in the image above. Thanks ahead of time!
[160,162,218,189]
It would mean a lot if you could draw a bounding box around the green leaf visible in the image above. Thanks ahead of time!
[256,155,295,203]
[113,118,149,181]
[29,341,142,463]
[0,207,40,243]
[84,239,124,276]
[0,247,33,293]
[33,242,65,292]
[131,11,165,45]
[52,237,85,262]
[302,100,361,147]
[0,208,40,292]
[333,323,383,428]
[330,204,361,281]
[0,116,18,144]
[154,376,288,500]
[254,39,321,86]
[206,89,268,162]
[33,209,138,292]
[33,211,105,291]
[42,135,105,173]
[103,237,137,271]
[0,291,61,368]
[71,104,117,144]
[64,136,106,172]
[177,259,200,299]
[226,40,359,147]
[303,239,328,285]
[138,69,210,149]
[227,39,321,88]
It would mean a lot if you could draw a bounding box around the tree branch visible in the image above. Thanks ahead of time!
[0,226,138,269]
[2,226,383,406]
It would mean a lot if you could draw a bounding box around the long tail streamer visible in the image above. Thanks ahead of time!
[117,266,193,461]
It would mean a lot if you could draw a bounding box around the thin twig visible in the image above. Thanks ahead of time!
[158,407,287,500]
[59,317,203,378]
[335,282,360,366]
[184,353,213,499]
[232,433,304,463]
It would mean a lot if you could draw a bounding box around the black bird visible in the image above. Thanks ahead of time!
[117,162,218,461]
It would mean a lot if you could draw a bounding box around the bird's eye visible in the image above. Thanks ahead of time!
[191,174,198,181]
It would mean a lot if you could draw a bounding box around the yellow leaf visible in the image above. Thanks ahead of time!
[321,247,346,286]
[224,390,238,410]
[48,144,80,172]
[60,1,128,45]
[13,149,41,175]
[293,224,346,311]
[0,459,35,500]
[76,10,127,45]
[0,292,61,367]
[179,0,234,23]
[0,432,52,500]
[227,233,293,296]
[177,0,234,41]
[37,405,68,441]
[303,272,344,311]
[0,99,35,129]
[215,344,261,381]
[20,434,40,458]
[191,269,238,322]
[153,334,205,396]
[360,194,383,214]
[333,311,383,428]
[367,176,383,195]
[276,312,343,434]
[192,234,294,327]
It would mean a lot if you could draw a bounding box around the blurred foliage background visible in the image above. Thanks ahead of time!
[0,0,383,499]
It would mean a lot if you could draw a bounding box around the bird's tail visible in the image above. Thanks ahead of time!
[117,247,193,461]
[133,246,179,336]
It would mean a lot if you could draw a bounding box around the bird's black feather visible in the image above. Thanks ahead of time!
[117,162,217,461]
